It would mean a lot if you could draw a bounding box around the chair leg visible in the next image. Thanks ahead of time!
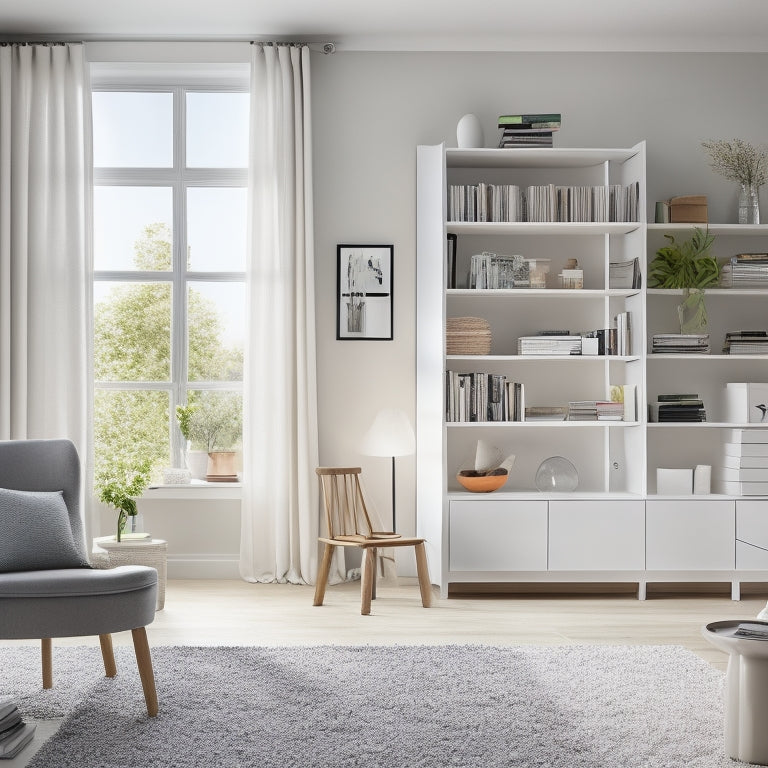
[131,627,158,717]
[370,547,377,600]
[99,634,117,678]
[361,548,375,615]
[41,638,52,689]
[313,543,335,606]
[414,542,433,608]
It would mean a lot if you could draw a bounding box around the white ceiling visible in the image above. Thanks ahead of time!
[2,0,768,52]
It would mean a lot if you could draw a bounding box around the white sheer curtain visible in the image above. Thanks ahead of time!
[240,43,325,584]
[0,43,90,459]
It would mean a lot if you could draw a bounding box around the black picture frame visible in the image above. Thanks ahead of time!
[336,244,393,340]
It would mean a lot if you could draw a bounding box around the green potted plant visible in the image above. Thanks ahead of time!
[95,456,153,542]
[648,227,719,334]
[176,391,242,481]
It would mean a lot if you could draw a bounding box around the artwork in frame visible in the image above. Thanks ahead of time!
[336,244,393,340]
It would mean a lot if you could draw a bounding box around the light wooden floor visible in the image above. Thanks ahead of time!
[3,578,768,672]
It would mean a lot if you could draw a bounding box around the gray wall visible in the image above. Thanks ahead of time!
[311,51,768,569]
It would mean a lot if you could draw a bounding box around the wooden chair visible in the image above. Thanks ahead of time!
[313,467,432,615]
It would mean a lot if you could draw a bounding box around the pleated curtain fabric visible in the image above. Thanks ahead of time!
[0,43,90,458]
[240,44,326,584]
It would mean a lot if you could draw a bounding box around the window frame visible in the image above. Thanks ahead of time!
[91,70,248,471]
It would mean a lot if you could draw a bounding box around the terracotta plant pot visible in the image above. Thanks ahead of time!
[206,451,238,482]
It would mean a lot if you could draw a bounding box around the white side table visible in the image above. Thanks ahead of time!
[702,619,768,765]
[92,537,167,611]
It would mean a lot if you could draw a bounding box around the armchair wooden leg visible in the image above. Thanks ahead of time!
[361,547,375,615]
[41,638,52,689]
[99,634,117,678]
[415,542,433,608]
[313,543,335,606]
[131,627,158,717]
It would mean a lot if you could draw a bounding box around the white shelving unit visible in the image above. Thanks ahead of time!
[416,142,768,598]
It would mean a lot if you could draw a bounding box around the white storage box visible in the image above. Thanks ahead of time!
[725,383,768,424]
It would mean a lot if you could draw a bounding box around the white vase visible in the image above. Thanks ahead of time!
[456,114,484,149]
[185,450,209,481]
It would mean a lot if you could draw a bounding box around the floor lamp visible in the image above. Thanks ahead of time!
[360,408,416,533]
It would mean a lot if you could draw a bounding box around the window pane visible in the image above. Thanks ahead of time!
[94,187,173,271]
[183,390,243,452]
[94,389,170,478]
[188,282,244,382]
[186,92,249,168]
[94,282,172,381]
[92,92,173,168]
[187,188,247,271]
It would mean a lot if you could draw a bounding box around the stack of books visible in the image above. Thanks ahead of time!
[498,113,561,148]
[719,428,768,495]
[723,330,768,355]
[446,317,491,355]
[469,252,529,289]
[568,401,625,421]
[0,698,35,760]
[651,334,711,354]
[649,393,706,422]
[719,253,768,288]
[445,371,524,422]
[517,334,582,356]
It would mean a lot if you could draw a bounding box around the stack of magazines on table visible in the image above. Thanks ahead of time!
[0,697,35,759]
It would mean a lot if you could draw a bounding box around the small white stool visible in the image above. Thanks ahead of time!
[703,620,768,765]
[92,537,167,611]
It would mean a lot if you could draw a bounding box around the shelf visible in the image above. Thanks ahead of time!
[447,420,640,427]
[448,490,644,500]
[445,221,641,236]
[647,354,768,361]
[446,354,640,362]
[647,288,768,296]
[648,223,768,236]
[647,422,763,428]
[446,147,640,169]
[448,288,640,298]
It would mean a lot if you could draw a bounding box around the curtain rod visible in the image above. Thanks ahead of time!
[252,41,335,53]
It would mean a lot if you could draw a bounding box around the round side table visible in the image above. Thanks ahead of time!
[92,537,167,611]
[703,619,768,765]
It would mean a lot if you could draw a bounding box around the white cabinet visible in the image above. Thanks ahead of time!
[737,499,768,568]
[449,499,547,571]
[646,499,734,570]
[549,500,645,570]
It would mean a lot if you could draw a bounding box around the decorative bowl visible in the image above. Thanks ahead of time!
[456,469,509,493]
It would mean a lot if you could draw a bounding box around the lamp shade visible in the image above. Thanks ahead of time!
[360,408,415,457]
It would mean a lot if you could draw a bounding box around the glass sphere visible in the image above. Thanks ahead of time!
[535,456,579,492]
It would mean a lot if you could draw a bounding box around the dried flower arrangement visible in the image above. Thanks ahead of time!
[701,139,768,187]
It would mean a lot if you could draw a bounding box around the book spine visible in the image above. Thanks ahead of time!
[498,113,561,124]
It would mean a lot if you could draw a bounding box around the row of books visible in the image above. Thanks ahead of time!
[719,428,768,495]
[468,252,530,289]
[497,113,561,148]
[719,253,768,288]
[608,257,642,290]
[651,334,711,354]
[447,182,640,223]
[519,316,632,357]
[723,330,768,355]
[648,393,706,423]
[445,371,525,422]
[568,400,625,421]
[0,699,35,759]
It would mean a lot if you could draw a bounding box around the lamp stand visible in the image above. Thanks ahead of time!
[390,455,396,532]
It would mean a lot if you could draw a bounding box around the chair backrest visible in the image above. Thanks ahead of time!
[0,439,86,560]
[315,467,375,539]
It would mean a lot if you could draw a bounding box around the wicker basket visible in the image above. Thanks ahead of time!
[91,537,167,611]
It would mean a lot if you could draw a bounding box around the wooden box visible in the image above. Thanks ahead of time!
[669,195,708,223]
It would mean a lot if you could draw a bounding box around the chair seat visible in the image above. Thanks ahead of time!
[0,566,157,597]
[319,536,427,549]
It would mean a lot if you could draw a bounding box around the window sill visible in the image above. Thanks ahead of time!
[143,481,242,501]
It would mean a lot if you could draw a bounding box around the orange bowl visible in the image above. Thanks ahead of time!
[456,470,509,493]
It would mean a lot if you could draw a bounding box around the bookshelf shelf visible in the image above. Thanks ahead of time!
[418,141,768,599]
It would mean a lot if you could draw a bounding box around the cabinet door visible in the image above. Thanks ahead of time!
[736,499,768,569]
[646,499,734,570]
[449,500,547,571]
[548,500,645,570]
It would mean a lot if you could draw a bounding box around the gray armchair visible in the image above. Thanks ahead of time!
[0,439,159,716]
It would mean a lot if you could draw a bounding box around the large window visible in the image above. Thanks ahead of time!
[91,72,249,479]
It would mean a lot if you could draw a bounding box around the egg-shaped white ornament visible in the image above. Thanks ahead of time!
[456,113,484,149]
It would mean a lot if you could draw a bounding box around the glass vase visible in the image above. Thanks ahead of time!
[738,182,760,225]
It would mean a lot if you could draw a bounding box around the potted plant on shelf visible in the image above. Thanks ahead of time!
[648,227,719,334]
[95,456,153,543]
[176,391,242,481]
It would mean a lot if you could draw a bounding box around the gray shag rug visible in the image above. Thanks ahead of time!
[0,644,740,767]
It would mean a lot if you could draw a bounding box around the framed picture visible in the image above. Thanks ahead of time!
[336,244,393,340]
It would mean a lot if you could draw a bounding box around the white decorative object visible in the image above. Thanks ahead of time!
[656,468,693,495]
[693,465,712,494]
[456,114,484,149]
[162,468,192,485]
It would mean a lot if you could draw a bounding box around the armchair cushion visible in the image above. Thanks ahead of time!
[0,488,89,572]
